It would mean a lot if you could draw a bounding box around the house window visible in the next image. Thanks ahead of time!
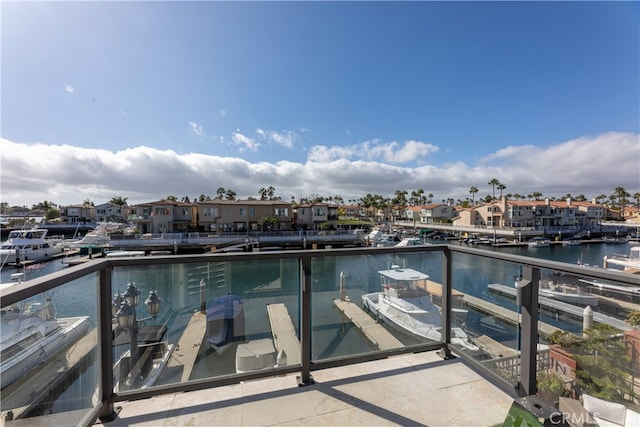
[249,208,255,216]
[154,208,170,215]
[181,208,190,216]
[275,208,288,217]
[239,208,246,216]
[203,207,219,217]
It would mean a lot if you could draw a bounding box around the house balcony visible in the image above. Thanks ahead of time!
[2,246,639,426]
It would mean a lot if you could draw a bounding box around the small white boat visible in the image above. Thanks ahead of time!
[1,295,90,389]
[361,267,478,351]
[104,250,145,258]
[562,237,582,246]
[528,237,551,248]
[0,228,65,265]
[538,278,599,307]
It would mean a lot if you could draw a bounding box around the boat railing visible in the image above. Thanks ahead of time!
[2,244,640,426]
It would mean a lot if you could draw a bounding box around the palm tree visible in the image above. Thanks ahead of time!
[497,183,506,198]
[215,187,226,199]
[469,186,479,205]
[615,187,629,219]
[225,189,237,200]
[110,196,128,207]
[488,179,500,199]
[166,195,178,201]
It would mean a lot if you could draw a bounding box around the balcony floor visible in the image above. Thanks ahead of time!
[97,351,516,426]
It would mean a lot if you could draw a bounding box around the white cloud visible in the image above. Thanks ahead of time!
[231,132,259,152]
[64,84,75,94]
[1,132,638,207]
[256,129,297,149]
[189,121,205,138]
[308,139,439,164]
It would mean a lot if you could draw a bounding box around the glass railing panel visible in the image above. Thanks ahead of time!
[537,268,640,412]
[311,250,443,361]
[1,273,100,425]
[110,257,300,390]
[449,251,523,386]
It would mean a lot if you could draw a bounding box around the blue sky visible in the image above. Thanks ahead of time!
[2,1,639,207]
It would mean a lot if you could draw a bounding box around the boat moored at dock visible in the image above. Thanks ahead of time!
[0,228,65,265]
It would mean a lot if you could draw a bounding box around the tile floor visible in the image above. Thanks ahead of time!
[98,351,516,427]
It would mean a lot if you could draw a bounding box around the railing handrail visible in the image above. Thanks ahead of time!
[2,243,639,426]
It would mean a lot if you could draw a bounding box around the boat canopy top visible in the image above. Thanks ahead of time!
[378,267,429,282]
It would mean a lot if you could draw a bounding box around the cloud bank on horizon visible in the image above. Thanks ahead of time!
[2,132,638,207]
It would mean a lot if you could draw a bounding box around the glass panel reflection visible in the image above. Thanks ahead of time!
[1,273,99,424]
[111,257,300,388]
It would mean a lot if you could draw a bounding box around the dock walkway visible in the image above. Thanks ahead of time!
[332,299,403,350]
[161,312,207,383]
[266,303,301,366]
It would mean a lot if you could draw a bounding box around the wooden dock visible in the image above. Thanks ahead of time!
[1,326,97,420]
[161,312,207,383]
[266,303,301,366]
[332,298,404,350]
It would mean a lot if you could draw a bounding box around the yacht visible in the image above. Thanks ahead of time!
[0,228,65,265]
[361,266,478,351]
[538,278,599,307]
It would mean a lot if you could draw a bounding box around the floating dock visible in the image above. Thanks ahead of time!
[332,298,404,350]
[266,303,301,366]
[161,312,207,383]
[487,284,630,331]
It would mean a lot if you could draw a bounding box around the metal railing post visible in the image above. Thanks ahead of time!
[98,266,117,421]
[439,247,453,359]
[298,256,314,386]
[517,265,540,397]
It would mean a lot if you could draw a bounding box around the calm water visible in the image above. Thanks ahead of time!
[1,239,637,416]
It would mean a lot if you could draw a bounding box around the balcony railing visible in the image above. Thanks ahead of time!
[1,245,639,426]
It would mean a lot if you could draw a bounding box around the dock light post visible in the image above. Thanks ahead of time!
[113,280,162,386]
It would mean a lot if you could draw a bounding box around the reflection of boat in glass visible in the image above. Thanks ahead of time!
[0,293,90,389]
[361,266,478,351]
[113,325,175,392]
[206,294,245,354]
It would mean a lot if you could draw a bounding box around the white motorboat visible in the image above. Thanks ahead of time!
[361,266,478,351]
[538,278,599,307]
[527,237,551,248]
[0,294,90,389]
[603,246,640,273]
[562,237,582,246]
[0,228,65,265]
[113,325,175,392]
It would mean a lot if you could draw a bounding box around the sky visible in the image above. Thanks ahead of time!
[1,1,639,208]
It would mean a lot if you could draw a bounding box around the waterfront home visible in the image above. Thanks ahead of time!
[196,199,293,233]
[128,200,193,234]
[294,203,338,230]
